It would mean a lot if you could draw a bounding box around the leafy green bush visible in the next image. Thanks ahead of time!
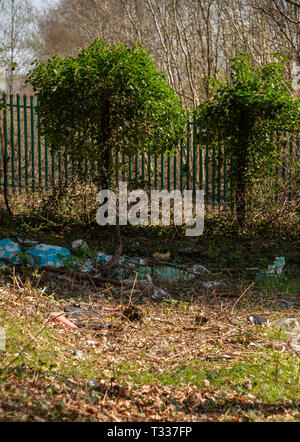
[27,39,186,188]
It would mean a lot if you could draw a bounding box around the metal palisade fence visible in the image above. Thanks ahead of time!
[0,94,299,206]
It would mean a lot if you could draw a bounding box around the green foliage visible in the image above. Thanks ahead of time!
[196,52,300,224]
[27,39,186,184]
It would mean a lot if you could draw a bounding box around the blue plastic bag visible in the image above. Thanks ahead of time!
[25,244,72,268]
[0,238,21,267]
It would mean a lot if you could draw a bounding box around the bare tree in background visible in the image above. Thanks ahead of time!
[31,0,300,108]
[0,0,36,94]
[34,0,228,108]
[251,0,300,63]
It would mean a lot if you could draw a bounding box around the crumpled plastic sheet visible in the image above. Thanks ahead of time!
[0,238,22,267]
[257,257,286,279]
[25,244,72,269]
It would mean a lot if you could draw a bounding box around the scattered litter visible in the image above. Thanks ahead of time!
[199,281,222,292]
[79,260,95,273]
[87,379,100,391]
[120,256,152,280]
[122,289,141,296]
[71,349,85,360]
[274,318,299,331]
[17,238,39,246]
[257,257,285,279]
[122,276,153,290]
[71,240,89,250]
[248,315,269,325]
[190,264,210,275]
[153,288,170,300]
[64,305,104,330]
[290,334,300,353]
[121,256,210,282]
[64,305,102,320]
[278,301,299,310]
[249,342,264,348]
[0,238,22,267]
[153,252,171,260]
[206,354,233,361]
[49,312,78,330]
[96,252,114,264]
[155,265,193,281]
[26,244,72,269]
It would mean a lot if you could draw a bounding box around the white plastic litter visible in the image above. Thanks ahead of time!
[274,318,300,331]
[257,257,286,279]
[266,257,286,276]
[71,239,89,250]
[190,264,210,274]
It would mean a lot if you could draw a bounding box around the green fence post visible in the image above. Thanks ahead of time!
[289,131,293,201]
[141,153,145,187]
[275,131,279,202]
[135,153,138,186]
[121,153,125,182]
[281,135,286,182]
[173,149,177,190]
[45,138,49,190]
[129,156,132,186]
[180,141,183,193]
[212,146,216,206]
[205,146,209,203]
[154,155,158,190]
[23,95,29,189]
[115,151,119,184]
[121,120,125,183]
[51,149,55,189]
[30,96,35,192]
[16,94,22,190]
[148,154,151,188]
[199,139,203,192]
[65,151,69,186]
[224,147,227,204]
[9,95,15,191]
[167,154,170,192]
[192,115,197,196]
[37,97,42,187]
[161,154,164,189]
[186,121,190,190]
[217,146,221,207]
[58,152,62,184]
[109,149,114,185]
[3,94,8,193]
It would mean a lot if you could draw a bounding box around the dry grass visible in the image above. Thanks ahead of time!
[0,265,300,422]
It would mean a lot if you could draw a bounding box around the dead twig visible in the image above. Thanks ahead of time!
[231,282,255,314]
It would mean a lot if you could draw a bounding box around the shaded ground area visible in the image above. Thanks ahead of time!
[0,222,299,421]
